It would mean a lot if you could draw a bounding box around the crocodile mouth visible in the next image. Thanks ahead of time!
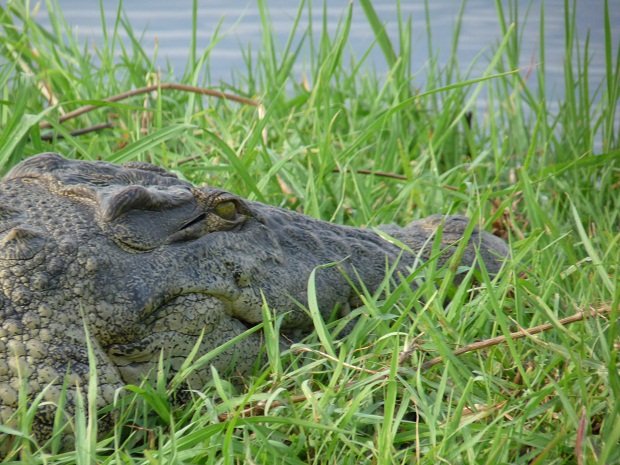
[105,292,260,385]
[166,291,257,325]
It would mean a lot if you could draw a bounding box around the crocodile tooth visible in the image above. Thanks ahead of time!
[0,226,46,260]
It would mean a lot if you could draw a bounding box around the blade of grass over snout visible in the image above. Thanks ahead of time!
[0,363,48,459]
[168,324,263,391]
[261,293,283,376]
[71,308,99,464]
[307,265,337,358]
[123,383,172,426]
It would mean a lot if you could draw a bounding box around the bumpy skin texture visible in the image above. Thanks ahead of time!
[0,153,508,439]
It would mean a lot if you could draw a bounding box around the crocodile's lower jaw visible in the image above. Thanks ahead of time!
[106,293,261,386]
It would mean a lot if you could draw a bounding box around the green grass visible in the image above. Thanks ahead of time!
[0,0,618,463]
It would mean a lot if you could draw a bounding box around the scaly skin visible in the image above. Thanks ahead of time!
[0,153,508,441]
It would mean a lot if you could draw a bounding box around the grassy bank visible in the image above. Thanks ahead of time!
[0,0,618,463]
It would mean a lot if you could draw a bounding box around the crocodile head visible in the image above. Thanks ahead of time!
[0,153,509,444]
[0,154,280,440]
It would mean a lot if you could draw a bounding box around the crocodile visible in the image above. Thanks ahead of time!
[0,152,508,444]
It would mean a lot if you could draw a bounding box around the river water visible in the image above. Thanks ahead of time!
[43,0,616,102]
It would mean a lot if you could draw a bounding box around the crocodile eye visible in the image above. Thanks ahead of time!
[214,200,237,220]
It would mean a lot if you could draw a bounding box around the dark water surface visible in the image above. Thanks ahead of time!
[45,0,616,101]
